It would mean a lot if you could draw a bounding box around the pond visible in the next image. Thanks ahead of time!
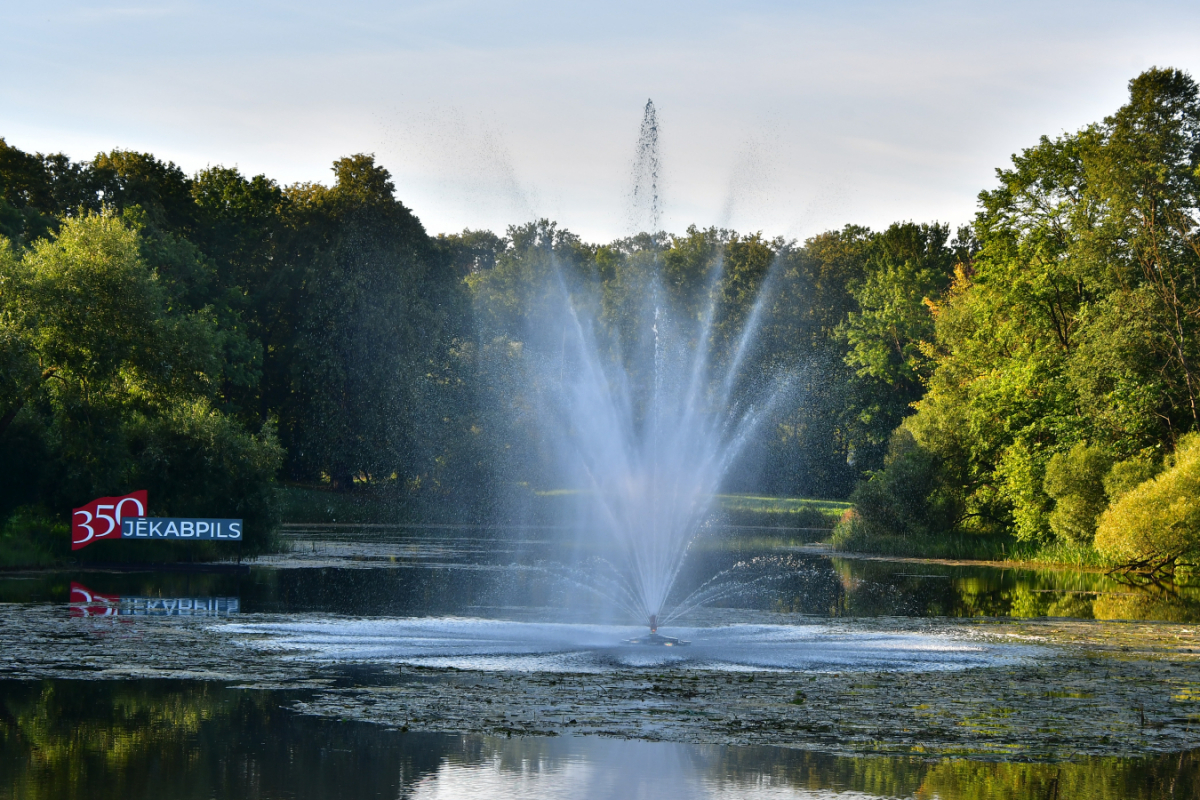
[3,526,1200,799]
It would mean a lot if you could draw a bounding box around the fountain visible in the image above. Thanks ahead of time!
[222,100,1021,678]
[531,100,788,643]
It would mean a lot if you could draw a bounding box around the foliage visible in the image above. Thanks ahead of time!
[1095,433,1200,570]
[1104,452,1163,501]
[839,222,963,401]
[834,427,962,543]
[1043,443,1114,544]
[2,130,975,536]
[849,67,1200,556]
[0,213,281,555]
[6,64,1197,567]
[0,507,64,567]
[281,155,466,491]
[124,401,283,550]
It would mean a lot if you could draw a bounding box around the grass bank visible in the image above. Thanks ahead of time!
[829,518,1113,568]
[278,484,849,533]
[828,523,1012,561]
[712,495,849,531]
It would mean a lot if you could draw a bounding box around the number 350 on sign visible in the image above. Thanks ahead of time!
[71,491,148,550]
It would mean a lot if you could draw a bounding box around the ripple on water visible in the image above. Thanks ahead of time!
[219,618,1031,673]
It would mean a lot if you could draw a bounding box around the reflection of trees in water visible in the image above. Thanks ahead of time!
[702,742,1200,799]
[663,553,846,619]
[554,547,1200,623]
[915,755,1200,800]
[9,550,1200,625]
[1095,572,1200,622]
[0,681,448,800]
[3,678,1199,798]
[827,558,1200,622]
[543,549,850,622]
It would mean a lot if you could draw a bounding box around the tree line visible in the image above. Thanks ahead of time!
[3,66,1196,567]
[0,146,962,547]
[837,67,1200,569]
[0,151,473,551]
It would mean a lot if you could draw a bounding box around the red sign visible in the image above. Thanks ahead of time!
[72,490,148,550]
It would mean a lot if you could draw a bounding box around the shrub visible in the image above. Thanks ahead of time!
[1043,443,1114,544]
[0,506,66,567]
[125,400,284,554]
[1103,452,1162,501]
[1094,434,1200,570]
[836,427,961,542]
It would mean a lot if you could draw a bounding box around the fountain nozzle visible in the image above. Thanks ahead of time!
[624,614,687,646]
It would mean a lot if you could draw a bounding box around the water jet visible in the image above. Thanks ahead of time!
[531,99,789,639]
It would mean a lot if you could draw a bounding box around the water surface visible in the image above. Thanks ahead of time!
[2,680,1197,800]
[4,527,1200,799]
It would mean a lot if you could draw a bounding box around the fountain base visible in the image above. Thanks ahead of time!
[623,632,690,647]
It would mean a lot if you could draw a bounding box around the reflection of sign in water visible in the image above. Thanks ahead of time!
[69,582,240,617]
[121,517,242,540]
[71,490,148,550]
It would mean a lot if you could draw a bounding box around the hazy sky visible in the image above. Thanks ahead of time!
[3,0,1199,243]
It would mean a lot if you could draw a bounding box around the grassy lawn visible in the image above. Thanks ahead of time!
[829,523,1115,568]
[714,495,849,529]
[279,484,849,532]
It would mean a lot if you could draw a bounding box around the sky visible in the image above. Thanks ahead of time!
[2,0,1199,244]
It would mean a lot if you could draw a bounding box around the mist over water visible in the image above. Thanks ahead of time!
[225,618,1015,673]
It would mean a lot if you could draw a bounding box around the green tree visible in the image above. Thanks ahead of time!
[0,138,57,244]
[851,67,1200,548]
[1043,443,1114,544]
[1085,68,1200,427]
[0,213,281,549]
[1095,434,1200,570]
[282,156,470,494]
[840,222,961,396]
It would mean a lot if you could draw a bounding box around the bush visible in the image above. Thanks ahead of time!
[0,507,66,567]
[1095,434,1200,570]
[126,401,284,554]
[1043,443,1114,544]
[1103,452,1162,501]
[835,427,961,542]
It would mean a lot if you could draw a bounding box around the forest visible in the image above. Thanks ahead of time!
[1,67,1198,569]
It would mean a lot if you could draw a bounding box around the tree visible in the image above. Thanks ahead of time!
[281,155,469,493]
[0,138,57,244]
[836,222,966,470]
[0,213,281,548]
[840,222,962,396]
[852,67,1200,546]
[90,150,196,234]
[1085,67,1200,430]
[1095,434,1200,570]
[1043,443,1114,544]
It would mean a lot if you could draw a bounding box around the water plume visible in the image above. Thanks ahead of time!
[630,99,662,237]
[534,253,791,630]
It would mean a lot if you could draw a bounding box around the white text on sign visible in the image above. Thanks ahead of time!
[120,518,243,540]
